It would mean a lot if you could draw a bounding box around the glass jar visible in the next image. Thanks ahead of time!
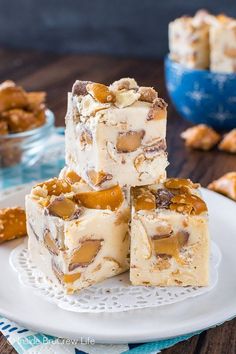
[0,110,55,169]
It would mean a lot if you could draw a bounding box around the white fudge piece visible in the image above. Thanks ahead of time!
[65,78,168,190]
[26,175,130,294]
[130,178,209,287]
[209,15,236,73]
[169,11,210,69]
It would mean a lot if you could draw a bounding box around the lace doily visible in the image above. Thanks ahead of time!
[10,241,221,313]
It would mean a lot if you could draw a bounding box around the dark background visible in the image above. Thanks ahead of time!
[1,0,235,58]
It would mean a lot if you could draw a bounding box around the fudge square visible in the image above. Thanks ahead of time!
[209,15,236,73]
[130,178,209,287]
[26,171,130,294]
[65,78,168,190]
[169,10,210,69]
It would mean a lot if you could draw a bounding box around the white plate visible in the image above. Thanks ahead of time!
[0,184,236,344]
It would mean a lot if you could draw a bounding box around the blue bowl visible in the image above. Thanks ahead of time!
[165,56,236,130]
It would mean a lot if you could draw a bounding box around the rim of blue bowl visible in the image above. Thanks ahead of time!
[165,54,236,77]
[0,109,55,140]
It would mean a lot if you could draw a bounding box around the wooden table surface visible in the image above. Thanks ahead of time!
[0,48,236,354]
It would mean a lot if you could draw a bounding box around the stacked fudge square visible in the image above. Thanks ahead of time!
[26,78,209,294]
[65,79,168,188]
[130,179,209,286]
[209,15,236,73]
[169,11,236,73]
[169,10,211,69]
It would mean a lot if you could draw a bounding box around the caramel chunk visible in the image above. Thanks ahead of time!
[138,87,158,103]
[33,178,72,197]
[181,124,221,150]
[75,185,123,211]
[208,172,236,200]
[218,129,236,153]
[0,207,26,244]
[65,170,81,184]
[169,202,194,214]
[152,230,189,262]
[63,272,81,284]
[170,193,207,215]
[116,130,145,153]
[86,83,115,103]
[43,229,59,255]
[87,169,113,187]
[133,187,156,211]
[0,81,28,113]
[69,240,103,271]
[52,261,81,284]
[47,196,76,219]
[147,98,167,120]
[164,178,199,190]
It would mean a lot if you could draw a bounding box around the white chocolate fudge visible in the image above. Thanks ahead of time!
[209,15,236,73]
[26,172,130,294]
[169,11,210,69]
[65,78,168,190]
[130,178,209,287]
